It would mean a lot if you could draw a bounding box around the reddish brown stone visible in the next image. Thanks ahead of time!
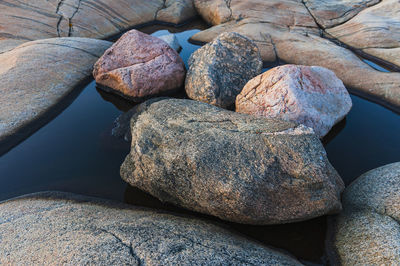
[93,29,185,101]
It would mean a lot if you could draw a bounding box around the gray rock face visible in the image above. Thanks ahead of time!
[0,191,303,265]
[158,33,182,52]
[327,162,400,265]
[120,98,344,225]
[185,32,262,108]
[0,37,111,155]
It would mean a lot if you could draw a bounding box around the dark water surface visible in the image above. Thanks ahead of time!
[1,22,399,264]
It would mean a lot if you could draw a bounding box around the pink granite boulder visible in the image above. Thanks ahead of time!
[93,29,185,101]
[236,65,352,137]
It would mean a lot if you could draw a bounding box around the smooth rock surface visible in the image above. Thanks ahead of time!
[0,0,197,53]
[0,37,111,155]
[185,32,262,108]
[158,33,181,52]
[120,98,344,225]
[0,191,303,265]
[327,162,400,265]
[191,0,400,112]
[236,65,352,138]
[93,30,185,101]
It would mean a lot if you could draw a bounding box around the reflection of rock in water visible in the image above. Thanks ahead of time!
[322,118,347,146]
[124,185,327,264]
[96,87,136,112]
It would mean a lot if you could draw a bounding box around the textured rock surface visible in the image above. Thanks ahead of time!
[158,33,181,52]
[304,0,380,28]
[0,0,197,53]
[236,65,352,138]
[0,191,303,265]
[191,0,400,112]
[326,0,400,68]
[185,32,262,108]
[327,162,400,265]
[93,30,185,101]
[0,37,111,155]
[120,98,344,225]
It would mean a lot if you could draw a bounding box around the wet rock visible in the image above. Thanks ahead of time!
[158,33,181,52]
[191,0,400,112]
[0,37,111,155]
[0,191,303,265]
[93,30,185,101]
[185,32,262,108]
[120,98,344,225]
[156,0,198,25]
[236,65,352,138]
[304,0,380,28]
[0,0,196,53]
[327,162,400,265]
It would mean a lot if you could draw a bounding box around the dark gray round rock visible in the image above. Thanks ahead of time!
[0,191,303,265]
[185,32,263,108]
[120,98,344,225]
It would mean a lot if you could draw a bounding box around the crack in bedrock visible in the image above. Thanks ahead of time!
[55,0,82,37]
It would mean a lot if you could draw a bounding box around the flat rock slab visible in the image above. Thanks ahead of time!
[236,65,352,138]
[327,162,400,265]
[191,0,400,112]
[93,29,185,101]
[0,37,111,155]
[0,191,303,265]
[120,98,344,225]
[0,0,197,53]
[185,32,262,108]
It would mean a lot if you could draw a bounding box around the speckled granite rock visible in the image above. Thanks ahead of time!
[0,0,197,53]
[120,98,344,225]
[191,0,400,112]
[185,32,262,108]
[327,162,400,265]
[0,37,111,155]
[0,191,303,265]
[236,65,352,138]
[93,30,185,101]
[158,33,181,52]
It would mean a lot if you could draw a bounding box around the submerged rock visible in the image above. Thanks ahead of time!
[158,33,182,52]
[185,32,262,108]
[0,37,111,155]
[236,65,352,138]
[327,162,400,265]
[0,191,303,265]
[93,30,185,101]
[120,98,344,225]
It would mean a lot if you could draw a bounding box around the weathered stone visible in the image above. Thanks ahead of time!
[327,162,400,265]
[93,30,185,101]
[326,0,400,68]
[0,37,111,155]
[0,191,303,265]
[191,0,400,112]
[0,0,197,53]
[185,32,262,108]
[158,33,181,52]
[236,65,352,138]
[304,0,380,28]
[120,98,344,225]
[156,0,198,25]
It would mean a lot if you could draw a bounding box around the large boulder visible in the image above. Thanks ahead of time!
[185,32,262,108]
[93,30,185,101]
[0,191,303,265]
[236,65,352,138]
[191,0,400,112]
[0,0,197,53]
[120,98,344,225]
[0,37,111,155]
[327,162,400,265]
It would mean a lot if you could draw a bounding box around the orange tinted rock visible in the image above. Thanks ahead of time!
[93,30,185,101]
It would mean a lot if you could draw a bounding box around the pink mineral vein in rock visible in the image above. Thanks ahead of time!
[236,65,352,137]
[93,29,185,100]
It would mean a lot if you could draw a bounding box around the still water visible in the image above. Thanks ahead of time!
[0,22,399,263]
